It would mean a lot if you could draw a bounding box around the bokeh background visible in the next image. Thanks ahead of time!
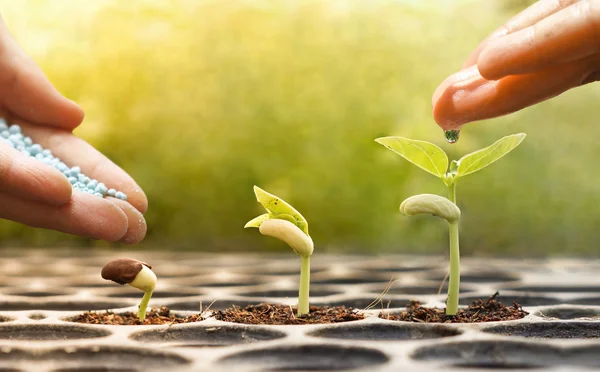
[0,0,598,257]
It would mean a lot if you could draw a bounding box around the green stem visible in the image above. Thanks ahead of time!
[446,182,460,316]
[138,291,153,321]
[447,221,460,315]
[297,255,310,316]
[448,182,456,204]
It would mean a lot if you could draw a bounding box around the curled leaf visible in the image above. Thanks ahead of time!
[252,186,309,235]
[400,194,460,223]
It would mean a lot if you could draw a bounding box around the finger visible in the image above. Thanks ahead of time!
[0,142,72,205]
[433,56,598,129]
[463,0,579,68]
[479,0,600,80]
[432,65,481,108]
[16,121,148,214]
[0,191,128,242]
[0,17,84,130]
[107,197,147,244]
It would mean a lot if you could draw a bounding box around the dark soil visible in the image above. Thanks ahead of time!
[213,303,364,325]
[380,292,528,323]
[72,307,204,325]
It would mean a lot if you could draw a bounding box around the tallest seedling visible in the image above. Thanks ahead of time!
[376,133,526,315]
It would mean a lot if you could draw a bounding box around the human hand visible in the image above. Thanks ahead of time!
[432,0,600,130]
[0,16,147,244]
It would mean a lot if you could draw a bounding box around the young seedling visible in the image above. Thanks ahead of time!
[245,186,314,316]
[101,258,157,321]
[375,133,526,315]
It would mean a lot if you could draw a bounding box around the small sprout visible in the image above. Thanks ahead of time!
[376,133,526,316]
[245,186,313,316]
[101,258,157,321]
[400,194,461,314]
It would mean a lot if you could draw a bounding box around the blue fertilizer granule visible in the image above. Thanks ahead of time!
[0,118,127,201]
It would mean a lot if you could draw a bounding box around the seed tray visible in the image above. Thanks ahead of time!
[0,249,599,371]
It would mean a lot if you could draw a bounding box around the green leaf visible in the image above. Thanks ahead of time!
[456,133,526,179]
[244,213,270,228]
[252,186,309,235]
[375,137,448,178]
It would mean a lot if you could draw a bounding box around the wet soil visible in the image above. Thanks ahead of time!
[213,303,364,325]
[73,307,204,325]
[381,292,528,323]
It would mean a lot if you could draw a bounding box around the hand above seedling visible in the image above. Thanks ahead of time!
[376,133,526,315]
[0,17,147,244]
[101,258,157,321]
[245,186,314,316]
[432,1,600,129]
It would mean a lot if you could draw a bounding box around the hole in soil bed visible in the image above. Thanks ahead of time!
[484,322,600,339]
[168,299,266,311]
[537,307,600,320]
[28,313,47,320]
[219,345,388,371]
[411,340,559,369]
[131,324,286,346]
[7,291,68,297]
[106,290,201,299]
[449,362,541,369]
[52,368,137,372]
[0,301,131,311]
[386,285,474,295]
[199,280,265,288]
[71,284,114,289]
[432,272,519,283]
[511,285,600,293]
[413,341,600,368]
[316,297,415,309]
[368,266,435,274]
[459,294,560,307]
[260,268,327,276]
[567,297,600,306]
[239,289,339,298]
[0,324,110,340]
[0,346,189,368]
[312,277,392,285]
[308,323,460,341]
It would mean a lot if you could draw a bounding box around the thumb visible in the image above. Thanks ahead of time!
[0,16,84,130]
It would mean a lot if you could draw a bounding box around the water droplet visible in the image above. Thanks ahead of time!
[444,130,460,143]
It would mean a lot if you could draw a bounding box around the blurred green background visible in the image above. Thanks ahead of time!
[0,0,598,257]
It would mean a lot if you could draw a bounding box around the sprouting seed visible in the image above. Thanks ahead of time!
[245,186,313,316]
[101,258,157,321]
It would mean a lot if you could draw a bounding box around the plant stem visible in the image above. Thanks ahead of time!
[138,291,153,321]
[447,221,460,315]
[446,182,460,316]
[297,255,311,316]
